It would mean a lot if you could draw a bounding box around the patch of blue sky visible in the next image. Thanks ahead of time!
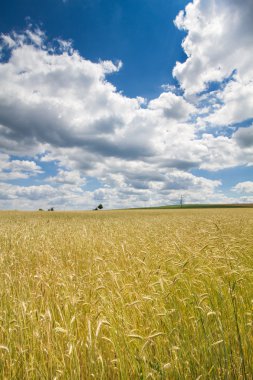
[0,43,13,64]
[5,155,57,185]
[35,161,58,179]
[194,72,238,125]
[84,177,104,192]
[195,117,253,141]
[161,83,184,96]
[192,166,253,192]
[10,154,34,161]
[6,177,39,186]
[230,118,253,131]
[198,70,237,98]
[197,94,223,114]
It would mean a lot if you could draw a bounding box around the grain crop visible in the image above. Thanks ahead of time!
[0,209,253,379]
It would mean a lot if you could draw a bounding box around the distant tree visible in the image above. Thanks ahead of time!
[38,208,44,211]
[48,207,54,211]
[94,204,103,210]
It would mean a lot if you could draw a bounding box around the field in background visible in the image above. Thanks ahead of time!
[127,203,253,210]
[0,209,253,379]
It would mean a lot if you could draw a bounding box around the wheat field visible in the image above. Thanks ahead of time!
[0,209,253,379]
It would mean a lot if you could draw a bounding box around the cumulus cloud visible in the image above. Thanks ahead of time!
[232,181,253,194]
[173,0,253,94]
[173,0,253,130]
[234,125,253,148]
[205,79,253,126]
[0,181,95,210]
[148,92,195,121]
[0,153,43,180]
[48,169,86,186]
[0,32,130,156]
[0,169,224,210]
[0,27,199,163]
[0,1,253,210]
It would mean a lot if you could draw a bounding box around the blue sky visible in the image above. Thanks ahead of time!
[0,0,252,209]
[0,0,188,99]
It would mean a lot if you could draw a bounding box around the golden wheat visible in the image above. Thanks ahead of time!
[0,209,253,379]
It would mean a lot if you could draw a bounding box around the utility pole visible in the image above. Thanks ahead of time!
[180,195,184,208]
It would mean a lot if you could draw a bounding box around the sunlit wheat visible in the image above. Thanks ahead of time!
[0,209,253,379]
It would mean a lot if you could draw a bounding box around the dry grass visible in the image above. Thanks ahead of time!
[0,209,253,379]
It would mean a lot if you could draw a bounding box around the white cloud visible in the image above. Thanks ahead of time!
[0,181,94,209]
[148,92,195,121]
[205,78,253,126]
[0,169,224,210]
[173,0,253,95]
[172,0,253,129]
[0,153,43,180]
[48,169,85,185]
[234,125,253,148]
[0,8,252,209]
[0,30,144,160]
[232,181,253,194]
